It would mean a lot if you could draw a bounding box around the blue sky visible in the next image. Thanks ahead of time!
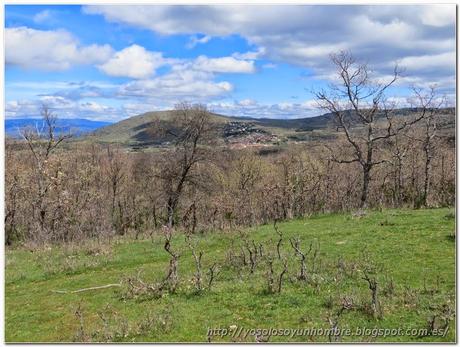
[5,4,456,121]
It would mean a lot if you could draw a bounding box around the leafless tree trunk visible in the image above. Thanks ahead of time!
[289,237,311,280]
[105,146,126,234]
[185,233,203,291]
[160,227,180,293]
[384,132,410,206]
[362,272,381,319]
[316,51,425,208]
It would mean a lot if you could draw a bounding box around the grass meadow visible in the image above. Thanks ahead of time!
[5,208,455,342]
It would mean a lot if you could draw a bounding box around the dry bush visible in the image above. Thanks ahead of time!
[72,302,172,342]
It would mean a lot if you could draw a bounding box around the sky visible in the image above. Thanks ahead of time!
[5,4,456,121]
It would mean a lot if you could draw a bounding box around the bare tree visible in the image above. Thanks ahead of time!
[104,146,126,234]
[156,103,215,227]
[185,233,204,291]
[20,105,72,238]
[408,87,444,207]
[289,237,311,280]
[5,143,22,245]
[386,132,410,206]
[316,51,424,208]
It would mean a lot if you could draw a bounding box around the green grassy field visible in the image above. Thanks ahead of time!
[5,208,455,342]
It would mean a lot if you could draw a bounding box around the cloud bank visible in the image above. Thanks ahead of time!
[5,5,455,120]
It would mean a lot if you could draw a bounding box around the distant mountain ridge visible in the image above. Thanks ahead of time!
[5,118,113,137]
[7,107,454,147]
[87,107,455,149]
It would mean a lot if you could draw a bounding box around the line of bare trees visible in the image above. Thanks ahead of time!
[315,51,450,208]
[4,53,455,246]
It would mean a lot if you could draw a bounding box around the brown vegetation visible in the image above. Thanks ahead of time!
[5,119,454,246]
[5,54,455,247]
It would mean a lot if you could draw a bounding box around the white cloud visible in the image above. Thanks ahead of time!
[349,15,416,46]
[186,35,212,49]
[98,44,167,79]
[122,102,163,117]
[101,50,255,101]
[109,52,258,101]
[82,5,232,35]
[238,99,257,106]
[77,101,121,120]
[82,5,325,37]
[7,5,456,121]
[403,75,455,93]
[5,99,39,118]
[5,27,113,71]
[193,55,255,74]
[33,10,52,24]
[83,5,455,91]
[232,47,266,60]
[211,99,322,119]
[39,95,75,109]
[101,50,254,101]
[419,5,456,27]
[7,48,256,115]
[6,96,126,121]
[117,68,233,101]
[398,52,455,71]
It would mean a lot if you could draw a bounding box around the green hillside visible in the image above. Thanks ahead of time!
[5,208,455,342]
[86,110,230,146]
[83,108,455,149]
[83,109,336,148]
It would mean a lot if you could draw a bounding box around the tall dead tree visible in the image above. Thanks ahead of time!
[155,103,215,228]
[315,51,425,208]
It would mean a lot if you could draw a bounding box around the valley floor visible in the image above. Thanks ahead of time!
[5,208,456,342]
